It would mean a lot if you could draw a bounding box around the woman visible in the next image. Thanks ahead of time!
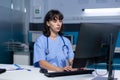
[34,9,75,72]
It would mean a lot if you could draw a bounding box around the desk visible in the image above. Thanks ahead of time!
[0,64,120,80]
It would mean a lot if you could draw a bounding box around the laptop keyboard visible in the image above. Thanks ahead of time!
[44,69,94,77]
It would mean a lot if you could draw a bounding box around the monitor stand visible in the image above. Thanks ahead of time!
[92,76,117,80]
[93,33,117,80]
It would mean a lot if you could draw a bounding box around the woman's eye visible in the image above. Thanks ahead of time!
[53,20,57,23]
[52,20,62,23]
[59,20,62,22]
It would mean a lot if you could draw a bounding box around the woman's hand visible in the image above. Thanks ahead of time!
[63,66,72,71]
[56,66,86,72]
[63,66,85,71]
[55,66,72,72]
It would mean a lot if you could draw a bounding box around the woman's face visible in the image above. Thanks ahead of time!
[47,19,62,34]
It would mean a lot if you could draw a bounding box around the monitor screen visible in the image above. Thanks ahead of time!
[72,23,119,79]
[64,35,73,44]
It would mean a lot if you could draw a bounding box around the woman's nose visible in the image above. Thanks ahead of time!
[57,21,61,26]
[57,22,60,26]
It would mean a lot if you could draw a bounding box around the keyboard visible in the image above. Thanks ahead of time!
[0,68,6,74]
[44,69,94,77]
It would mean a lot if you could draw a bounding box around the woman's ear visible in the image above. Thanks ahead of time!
[46,21,50,27]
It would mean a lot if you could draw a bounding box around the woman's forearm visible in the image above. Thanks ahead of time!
[39,60,63,72]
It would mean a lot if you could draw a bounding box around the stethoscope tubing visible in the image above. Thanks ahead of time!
[45,36,69,55]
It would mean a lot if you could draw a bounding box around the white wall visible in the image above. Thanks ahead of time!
[30,0,120,23]
[30,0,45,23]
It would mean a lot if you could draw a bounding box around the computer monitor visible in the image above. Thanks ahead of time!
[64,35,73,44]
[72,23,119,80]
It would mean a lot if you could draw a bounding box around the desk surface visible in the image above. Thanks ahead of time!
[0,64,120,80]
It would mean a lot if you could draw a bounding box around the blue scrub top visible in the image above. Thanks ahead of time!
[33,34,74,68]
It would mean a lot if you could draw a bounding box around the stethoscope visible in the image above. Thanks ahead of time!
[45,36,69,55]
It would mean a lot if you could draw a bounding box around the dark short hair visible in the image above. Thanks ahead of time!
[43,9,64,37]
